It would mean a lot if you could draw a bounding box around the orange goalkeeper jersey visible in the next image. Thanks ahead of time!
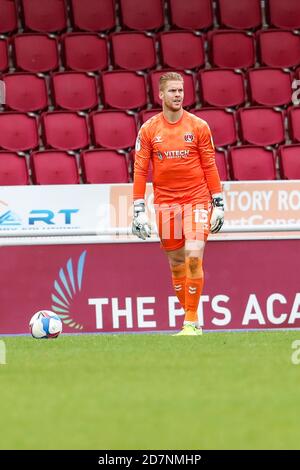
[133,110,222,204]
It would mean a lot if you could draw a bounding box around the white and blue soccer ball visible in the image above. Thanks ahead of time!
[29,310,63,339]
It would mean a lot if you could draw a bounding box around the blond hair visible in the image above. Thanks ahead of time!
[159,72,184,91]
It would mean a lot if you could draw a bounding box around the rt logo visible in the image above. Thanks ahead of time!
[291,340,300,365]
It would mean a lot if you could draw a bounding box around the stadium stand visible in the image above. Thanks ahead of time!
[0,37,9,72]
[266,0,300,30]
[0,151,29,185]
[81,149,130,183]
[208,30,256,69]
[198,69,245,107]
[192,108,237,147]
[247,68,292,107]
[21,0,68,33]
[257,30,300,68]
[238,107,285,146]
[51,72,98,111]
[3,72,48,112]
[119,0,165,31]
[229,146,277,180]
[62,33,109,72]
[216,0,262,30]
[0,112,39,151]
[168,0,213,30]
[41,111,89,151]
[0,0,18,34]
[159,31,205,70]
[70,0,116,32]
[279,144,300,179]
[111,32,156,71]
[0,0,299,184]
[31,150,80,184]
[13,33,59,72]
[90,110,137,149]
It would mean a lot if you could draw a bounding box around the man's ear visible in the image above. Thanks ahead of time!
[158,90,163,101]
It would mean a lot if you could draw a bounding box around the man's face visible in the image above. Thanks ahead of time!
[159,80,184,111]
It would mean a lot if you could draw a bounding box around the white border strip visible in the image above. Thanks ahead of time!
[0,224,300,238]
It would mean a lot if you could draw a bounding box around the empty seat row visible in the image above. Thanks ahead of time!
[1,107,300,152]
[2,0,300,34]
[1,144,300,186]
[0,111,137,151]
[0,149,130,185]
[0,68,298,113]
[1,29,300,74]
[213,145,300,181]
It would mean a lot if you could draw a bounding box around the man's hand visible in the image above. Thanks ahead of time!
[210,193,224,234]
[132,199,151,240]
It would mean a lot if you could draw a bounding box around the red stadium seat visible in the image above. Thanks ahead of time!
[215,149,229,181]
[13,34,59,73]
[217,0,262,29]
[208,30,255,69]
[168,0,213,30]
[81,149,130,184]
[70,0,116,32]
[51,72,98,111]
[62,33,108,72]
[288,106,300,143]
[41,112,89,150]
[248,68,292,107]
[149,70,196,108]
[3,73,48,112]
[266,0,300,30]
[0,37,9,72]
[257,30,300,68]
[198,69,245,107]
[90,111,137,149]
[0,151,29,185]
[21,0,67,32]
[279,145,300,179]
[139,109,161,125]
[0,0,18,34]
[159,31,205,70]
[119,0,164,31]
[101,71,147,110]
[238,107,285,146]
[0,112,38,151]
[31,150,79,184]
[111,32,156,71]
[229,146,276,180]
[192,108,237,147]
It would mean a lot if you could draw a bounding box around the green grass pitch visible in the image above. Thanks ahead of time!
[1,331,300,450]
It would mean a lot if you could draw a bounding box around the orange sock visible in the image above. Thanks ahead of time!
[170,263,186,310]
[184,258,204,324]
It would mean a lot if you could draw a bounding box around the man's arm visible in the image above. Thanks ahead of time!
[198,122,224,233]
[132,126,152,240]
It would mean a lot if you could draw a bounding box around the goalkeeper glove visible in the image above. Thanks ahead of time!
[132,199,151,240]
[210,193,224,234]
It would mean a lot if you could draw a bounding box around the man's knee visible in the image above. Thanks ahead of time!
[186,257,203,279]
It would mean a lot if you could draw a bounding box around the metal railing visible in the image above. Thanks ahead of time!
[0,224,300,238]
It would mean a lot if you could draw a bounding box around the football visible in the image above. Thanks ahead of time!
[29,310,63,339]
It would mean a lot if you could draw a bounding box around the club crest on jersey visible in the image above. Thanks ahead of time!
[184,133,194,142]
[157,151,163,160]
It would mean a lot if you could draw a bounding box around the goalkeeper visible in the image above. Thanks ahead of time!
[132,72,224,336]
